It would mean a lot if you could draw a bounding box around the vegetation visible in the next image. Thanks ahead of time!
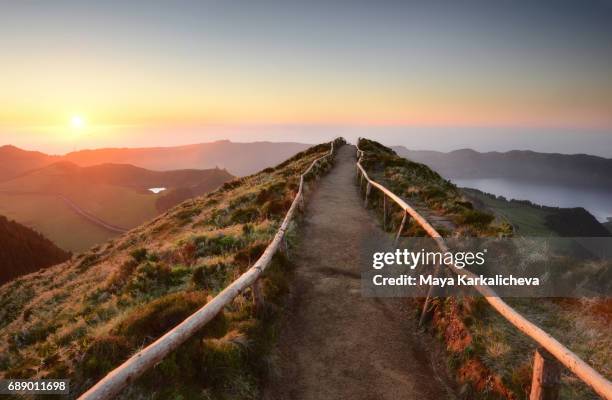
[0,140,339,398]
[0,215,70,285]
[464,188,611,237]
[0,163,233,252]
[359,138,611,399]
[0,193,116,252]
[358,138,512,237]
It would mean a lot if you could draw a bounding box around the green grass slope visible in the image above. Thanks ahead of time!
[358,138,511,237]
[0,140,338,399]
[463,188,611,237]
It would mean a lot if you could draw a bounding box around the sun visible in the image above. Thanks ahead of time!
[70,115,86,129]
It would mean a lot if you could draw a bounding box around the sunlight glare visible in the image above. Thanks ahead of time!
[70,115,85,129]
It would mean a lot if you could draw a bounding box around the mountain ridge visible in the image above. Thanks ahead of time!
[0,140,312,180]
[393,146,612,188]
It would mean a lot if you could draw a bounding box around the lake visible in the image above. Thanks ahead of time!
[148,187,167,194]
[453,178,612,222]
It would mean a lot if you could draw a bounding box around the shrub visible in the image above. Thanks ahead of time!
[242,224,254,237]
[114,292,226,345]
[194,234,242,258]
[454,209,495,229]
[229,193,254,208]
[233,242,268,267]
[230,206,260,224]
[77,253,100,271]
[106,258,139,292]
[81,335,131,380]
[175,208,200,224]
[192,262,232,291]
[261,198,291,218]
[219,179,244,192]
[179,242,197,265]
[10,321,58,347]
[130,248,148,263]
[128,262,172,292]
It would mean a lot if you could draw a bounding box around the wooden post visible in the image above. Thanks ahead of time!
[282,236,289,257]
[383,194,387,231]
[252,279,265,316]
[530,348,561,400]
[419,263,440,327]
[394,212,408,247]
[364,182,372,207]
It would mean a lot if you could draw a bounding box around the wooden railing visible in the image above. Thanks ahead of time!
[355,143,612,400]
[78,139,342,400]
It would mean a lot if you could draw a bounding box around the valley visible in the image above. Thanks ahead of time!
[0,161,233,251]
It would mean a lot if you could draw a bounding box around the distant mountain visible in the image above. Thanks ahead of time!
[604,219,612,234]
[63,140,311,176]
[24,161,234,194]
[0,162,233,251]
[0,215,70,285]
[0,145,59,181]
[0,141,311,180]
[394,147,612,188]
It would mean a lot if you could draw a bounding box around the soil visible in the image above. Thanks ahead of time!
[263,145,457,400]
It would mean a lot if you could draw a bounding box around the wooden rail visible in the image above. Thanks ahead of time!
[78,139,342,400]
[355,143,612,400]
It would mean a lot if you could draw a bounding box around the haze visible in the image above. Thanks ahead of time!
[1,0,611,155]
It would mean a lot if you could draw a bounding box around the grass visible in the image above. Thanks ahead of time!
[0,139,341,399]
[63,183,158,228]
[359,138,610,399]
[0,193,115,252]
[358,138,512,237]
[462,188,556,236]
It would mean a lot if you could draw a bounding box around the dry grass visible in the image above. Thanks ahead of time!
[359,138,610,399]
[0,140,340,399]
[358,138,512,238]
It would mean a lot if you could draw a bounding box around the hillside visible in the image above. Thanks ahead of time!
[0,141,310,181]
[63,140,311,176]
[463,188,611,237]
[358,138,511,237]
[0,141,335,399]
[394,147,612,188]
[0,215,70,284]
[360,139,611,399]
[0,145,59,181]
[0,163,233,252]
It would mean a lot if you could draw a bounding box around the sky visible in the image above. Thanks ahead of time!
[1,0,611,155]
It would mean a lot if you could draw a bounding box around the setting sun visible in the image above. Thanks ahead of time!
[70,115,85,129]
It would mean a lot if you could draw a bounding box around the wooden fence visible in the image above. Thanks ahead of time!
[78,139,342,400]
[355,144,612,400]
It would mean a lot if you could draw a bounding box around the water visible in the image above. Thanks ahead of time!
[148,187,166,194]
[454,178,612,222]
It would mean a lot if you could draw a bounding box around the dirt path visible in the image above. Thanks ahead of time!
[264,145,455,400]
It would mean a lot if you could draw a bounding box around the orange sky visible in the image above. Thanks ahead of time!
[1,1,611,153]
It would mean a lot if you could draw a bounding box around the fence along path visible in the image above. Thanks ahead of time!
[78,139,341,400]
[264,144,451,400]
[355,143,612,400]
